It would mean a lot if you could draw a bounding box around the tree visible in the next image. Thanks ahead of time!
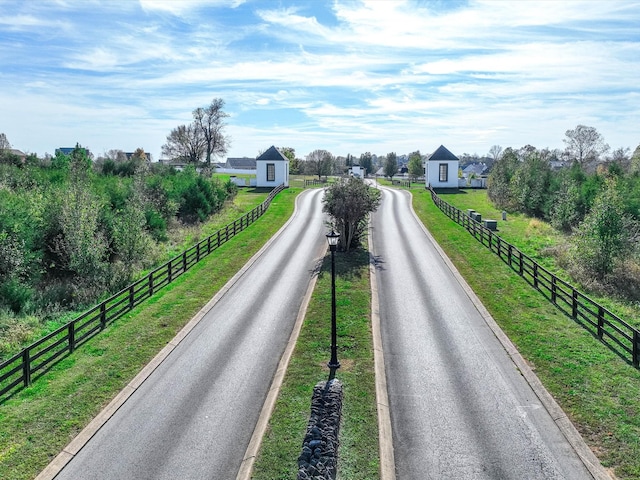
[161,123,205,164]
[0,133,11,152]
[487,147,520,210]
[193,98,229,166]
[550,173,581,232]
[571,178,636,280]
[630,144,640,174]
[322,177,381,251]
[384,152,398,179]
[53,145,108,301]
[306,149,334,180]
[488,145,503,161]
[359,152,373,177]
[510,151,551,218]
[563,125,609,167]
[407,151,423,181]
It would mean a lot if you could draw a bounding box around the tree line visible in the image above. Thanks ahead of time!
[487,125,640,299]
[291,149,424,181]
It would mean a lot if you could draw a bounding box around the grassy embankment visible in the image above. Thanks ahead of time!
[0,186,298,480]
[412,188,640,479]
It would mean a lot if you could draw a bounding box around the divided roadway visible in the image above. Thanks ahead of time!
[41,185,608,479]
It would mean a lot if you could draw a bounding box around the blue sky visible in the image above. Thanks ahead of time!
[1,0,639,161]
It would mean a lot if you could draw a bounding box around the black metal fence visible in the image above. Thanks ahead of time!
[429,187,640,368]
[0,184,286,402]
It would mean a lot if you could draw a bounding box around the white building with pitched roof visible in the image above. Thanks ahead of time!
[426,145,459,189]
[256,145,289,187]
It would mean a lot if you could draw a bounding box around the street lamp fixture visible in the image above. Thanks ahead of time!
[326,230,340,370]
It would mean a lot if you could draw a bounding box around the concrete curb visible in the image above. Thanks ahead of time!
[404,187,613,480]
[36,189,308,480]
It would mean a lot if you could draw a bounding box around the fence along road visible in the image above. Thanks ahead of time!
[47,188,327,480]
[370,186,606,479]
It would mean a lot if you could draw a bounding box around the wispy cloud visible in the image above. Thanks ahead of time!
[0,0,638,160]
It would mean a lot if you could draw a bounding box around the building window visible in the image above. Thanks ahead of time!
[439,163,448,182]
[267,163,275,182]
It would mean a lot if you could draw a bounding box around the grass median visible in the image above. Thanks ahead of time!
[411,188,640,479]
[0,187,299,480]
[252,247,379,480]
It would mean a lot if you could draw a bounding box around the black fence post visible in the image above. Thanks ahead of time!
[597,307,604,339]
[519,251,524,276]
[572,289,578,319]
[533,263,538,288]
[100,303,107,329]
[168,261,173,284]
[22,349,31,387]
[69,322,75,353]
[633,330,639,368]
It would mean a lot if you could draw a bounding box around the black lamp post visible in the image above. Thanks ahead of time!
[326,230,340,370]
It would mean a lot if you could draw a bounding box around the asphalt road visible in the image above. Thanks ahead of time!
[53,188,328,480]
[370,186,595,479]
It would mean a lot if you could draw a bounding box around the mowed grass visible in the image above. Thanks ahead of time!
[411,188,640,479]
[252,248,379,480]
[0,187,299,480]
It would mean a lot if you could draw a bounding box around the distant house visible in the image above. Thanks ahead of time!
[226,157,257,170]
[425,145,459,189]
[4,149,26,163]
[256,146,289,188]
[462,163,487,178]
[56,147,91,157]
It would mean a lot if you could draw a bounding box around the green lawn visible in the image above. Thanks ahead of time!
[412,188,640,479]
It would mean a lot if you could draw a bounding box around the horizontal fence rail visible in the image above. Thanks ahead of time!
[429,187,640,368]
[0,184,286,402]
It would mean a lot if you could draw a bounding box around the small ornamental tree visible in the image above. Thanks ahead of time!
[322,177,381,251]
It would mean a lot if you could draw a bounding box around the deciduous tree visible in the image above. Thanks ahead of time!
[306,149,334,180]
[384,152,398,179]
[571,178,636,280]
[408,151,423,181]
[193,98,229,167]
[0,133,11,152]
[563,125,609,167]
[487,147,519,210]
[322,177,381,251]
[161,123,205,164]
[359,152,373,177]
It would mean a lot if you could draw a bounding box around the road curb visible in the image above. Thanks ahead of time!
[405,188,613,480]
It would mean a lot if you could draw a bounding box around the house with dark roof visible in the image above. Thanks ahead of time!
[256,146,289,187]
[226,157,257,170]
[426,145,459,189]
[462,163,487,177]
